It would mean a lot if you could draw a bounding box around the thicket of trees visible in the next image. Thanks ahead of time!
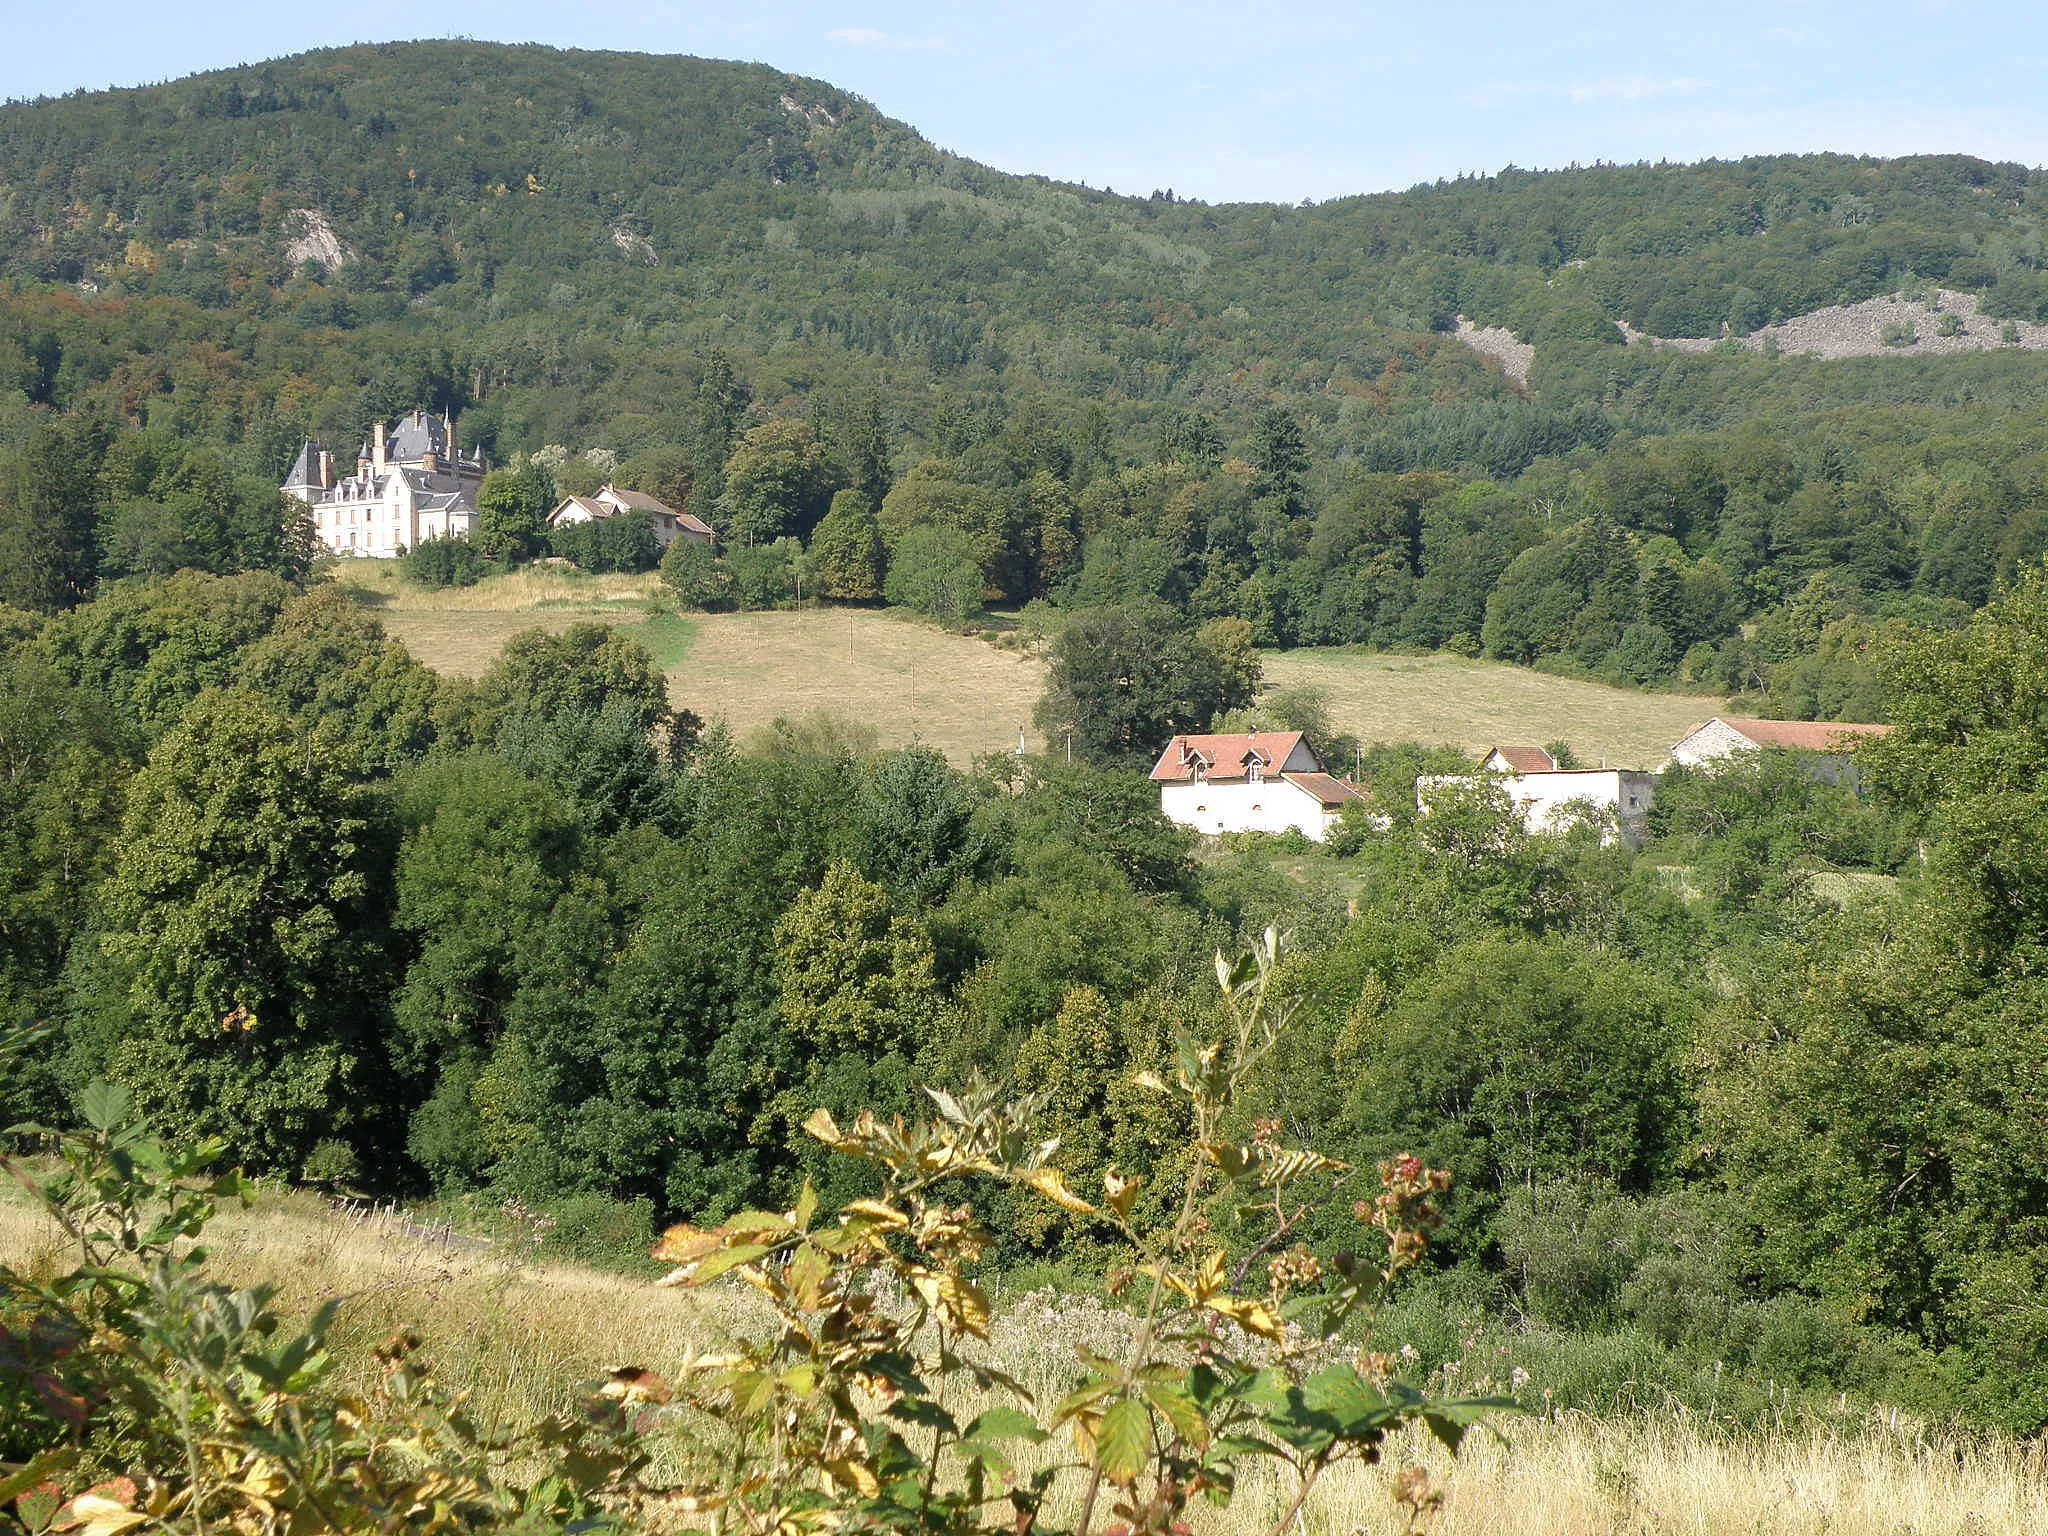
[7,562,2048,1430]
[7,46,2048,710]
[7,40,2048,1442]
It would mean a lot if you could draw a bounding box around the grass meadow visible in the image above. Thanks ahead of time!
[4,1184,2039,1535]
[336,563,1732,771]
[1261,650,1729,771]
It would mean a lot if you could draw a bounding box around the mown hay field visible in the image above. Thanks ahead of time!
[337,565,1728,769]
[3,1187,2039,1536]
[1262,649,1728,770]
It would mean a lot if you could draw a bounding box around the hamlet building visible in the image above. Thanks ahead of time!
[283,410,484,558]
[1149,731,1371,842]
[547,483,714,548]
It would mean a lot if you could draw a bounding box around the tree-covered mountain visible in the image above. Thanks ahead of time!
[7,42,2048,451]
[8,43,2048,709]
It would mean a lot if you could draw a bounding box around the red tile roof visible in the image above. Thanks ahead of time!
[1150,731,1308,783]
[1485,745,1557,773]
[1718,717,1893,752]
[1280,771,1370,808]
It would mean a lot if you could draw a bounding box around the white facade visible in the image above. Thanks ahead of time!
[1421,766,1658,847]
[284,412,483,559]
[547,484,713,549]
[1158,776,1347,840]
[1668,716,1891,788]
[1149,731,1370,843]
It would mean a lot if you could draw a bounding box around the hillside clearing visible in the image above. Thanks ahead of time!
[670,608,1044,763]
[1265,650,1724,769]
[2,1186,2036,1536]
[337,566,1724,769]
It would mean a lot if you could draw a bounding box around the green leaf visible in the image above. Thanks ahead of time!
[1053,1376,1119,1424]
[886,1397,960,1436]
[0,1447,75,1506]
[77,1081,131,1133]
[1422,1395,1518,1454]
[1300,1365,1396,1437]
[1095,1398,1151,1485]
[962,1407,1045,1443]
[1140,1378,1210,1450]
[690,1242,771,1281]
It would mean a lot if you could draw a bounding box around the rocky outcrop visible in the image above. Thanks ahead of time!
[282,209,349,275]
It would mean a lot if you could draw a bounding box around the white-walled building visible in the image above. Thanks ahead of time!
[1149,731,1371,842]
[1422,744,1657,847]
[283,411,483,558]
[1669,716,1891,781]
[547,483,714,548]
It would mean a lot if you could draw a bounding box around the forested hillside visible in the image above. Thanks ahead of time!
[3,45,2048,702]
[7,45,2048,1490]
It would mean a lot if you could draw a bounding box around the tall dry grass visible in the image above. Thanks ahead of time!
[329,559,664,612]
[8,1187,2039,1533]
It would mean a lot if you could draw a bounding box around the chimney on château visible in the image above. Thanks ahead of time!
[373,421,387,474]
[319,449,334,489]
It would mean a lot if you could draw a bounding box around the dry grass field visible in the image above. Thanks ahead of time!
[330,561,672,676]
[4,1185,2039,1536]
[668,607,1045,763]
[335,564,1728,769]
[1265,650,1727,769]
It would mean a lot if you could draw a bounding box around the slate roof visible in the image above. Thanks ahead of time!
[1150,731,1309,783]
[388,409,453,464]
[1713,717,1893,752]
[284,440,327,487]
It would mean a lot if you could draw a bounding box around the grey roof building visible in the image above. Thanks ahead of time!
[283,410,485,558]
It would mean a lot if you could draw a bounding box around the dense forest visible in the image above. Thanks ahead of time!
[7,46,2048,699]
[4,42,2048,1458]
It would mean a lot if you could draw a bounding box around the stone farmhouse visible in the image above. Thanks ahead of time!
[1150,730,1371,842]
[1669,716,1891,783]
[1425,744,1658,848]
[283,411,483,558]
[547,484,714,548]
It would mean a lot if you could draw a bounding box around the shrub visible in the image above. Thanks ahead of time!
[542,1193,661,1272]
[548,512,660,573]
[401,532,488,587]
[659,534,736,610]
[651,931,1506,1533]
[884,523,985,626]
[1881,320,1917,348]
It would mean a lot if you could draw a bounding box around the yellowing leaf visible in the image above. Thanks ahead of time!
[691,1242,772,1282]
[803,1107,843,1146]
[839,1199,908,1229]
[822,1457,880,1497]
[1094,1398,1151,1486]
[1207,1294,1285,1342]
[652,1222,719,1264]
[1019,1166,1097,1215]
[939,1272,991,1339]
[1103,1168,1143,1220]
[1140,1379,1211,1451]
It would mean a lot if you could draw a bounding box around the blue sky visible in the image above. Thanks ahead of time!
[5,1,2043,204]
